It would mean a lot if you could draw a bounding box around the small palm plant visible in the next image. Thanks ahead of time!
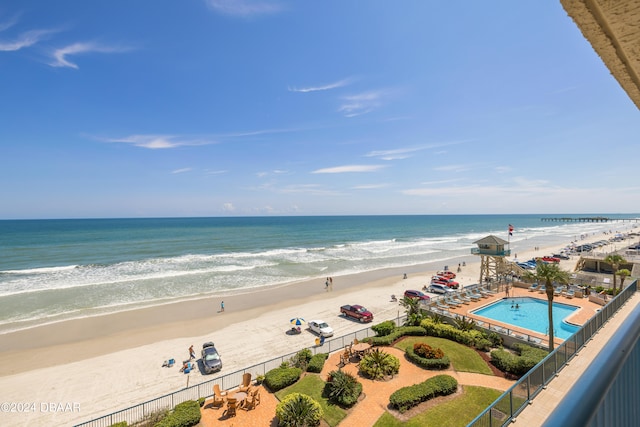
[453,315,476,332]
[326,370,362,407]
[275,392,323,427]
[399,296,424,326]
[618,269,631,290]
[358,348,400,380]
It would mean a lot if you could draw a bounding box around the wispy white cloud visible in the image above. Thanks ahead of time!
[257,169,289,178]
[433,164,471,173]
[222,202,236,211]
[338,91,384,117]
[101,134,217,149]
[288,78,353,93]
[312,164,387,174]
[50,42,132,69]
[171,168,192,174]
[494,166,511,173]
[205,169,228,175]
[205,0,282,17]
[366,141,468,161]
[0,29,57,52]
[351,184,389,189]
[0,13,20,32]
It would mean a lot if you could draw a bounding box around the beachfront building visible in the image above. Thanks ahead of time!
[471,235,512,285]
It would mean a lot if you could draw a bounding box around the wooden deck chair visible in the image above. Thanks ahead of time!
[353,338,359,345]
[224,398,237,417]
[212,384,226,408]
[239,372,252,392]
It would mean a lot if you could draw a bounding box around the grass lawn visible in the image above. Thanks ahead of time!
[274,374,347,427]
[372,386,504,427]
[394,337,492,375]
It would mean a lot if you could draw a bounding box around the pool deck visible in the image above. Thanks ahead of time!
[439,285,603,348]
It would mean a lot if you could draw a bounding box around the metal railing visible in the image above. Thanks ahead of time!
[467,279,638,427]
[74,315,408,427]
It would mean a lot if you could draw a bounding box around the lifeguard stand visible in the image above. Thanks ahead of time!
[472,235,511,285]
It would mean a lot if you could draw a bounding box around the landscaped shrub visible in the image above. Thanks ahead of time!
[365,325,426,346]
[406,343,450,370]
[490,343,548,376]
[414,343,444,359]
[359,349,400,380]
[275,392,323,427]
[154,400,201,427]
[264,367,303,391]
[291,348,313,370]
[325,370,362,407]
[420,318,487,349]
[389,374,458,412]
[109,422,127,427]
[306,353,328,373]
[371,320,396,336]
[487,332,503,347]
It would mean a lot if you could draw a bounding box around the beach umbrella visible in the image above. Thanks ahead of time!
[290,317,306,326]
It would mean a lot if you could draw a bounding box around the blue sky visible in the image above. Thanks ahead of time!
[1,1,638,219]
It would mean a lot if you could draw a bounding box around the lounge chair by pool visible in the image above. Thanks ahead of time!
[528,283,539,292]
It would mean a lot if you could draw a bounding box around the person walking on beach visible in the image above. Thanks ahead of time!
[325,278,329,291]
[220,301,224,312]
[189,345,196,360]
[329,277,333,291]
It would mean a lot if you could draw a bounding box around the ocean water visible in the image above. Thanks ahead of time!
[0,214,636,333]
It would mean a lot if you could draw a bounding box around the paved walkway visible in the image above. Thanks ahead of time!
[199,345,515,427]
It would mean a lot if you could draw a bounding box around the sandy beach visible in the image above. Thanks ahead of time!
[0,238,598,426]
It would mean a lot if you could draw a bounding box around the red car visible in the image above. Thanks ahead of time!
[539,256,561,263]
[431,276,460,289]
[436,270,456,279]
[403,289,431,301]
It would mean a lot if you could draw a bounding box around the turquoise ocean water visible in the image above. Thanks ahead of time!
[0,214,636,333]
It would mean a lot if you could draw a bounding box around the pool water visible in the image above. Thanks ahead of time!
[471,297,580,339]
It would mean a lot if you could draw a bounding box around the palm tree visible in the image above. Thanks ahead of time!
[618,268,631,290]
[523,262,570,351]
[399,296,424,326]
[603,254,627,294]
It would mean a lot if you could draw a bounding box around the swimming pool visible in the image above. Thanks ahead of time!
[470,297,580,339]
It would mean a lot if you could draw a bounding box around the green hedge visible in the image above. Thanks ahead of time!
[405,345,450,370]
[154,400,201,427]
[364,326,426,346]
[307,353,328,373]
[389,374,458,412]
[371,320,396,336]
[490,343,548,376]
[109,423,127,427]
[264,367,303,391]
[420,318,487,349]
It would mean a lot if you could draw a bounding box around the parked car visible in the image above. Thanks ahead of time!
[201,342,222,374]
[431,276,460,289]
[552,253,570,260]
[428,283,454,294]
[403,289,431,301]
[340,304,374,322]
[436,270,456,279]
[308,320,334,337]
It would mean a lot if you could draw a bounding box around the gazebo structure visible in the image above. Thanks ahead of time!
[471,235,512,285]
